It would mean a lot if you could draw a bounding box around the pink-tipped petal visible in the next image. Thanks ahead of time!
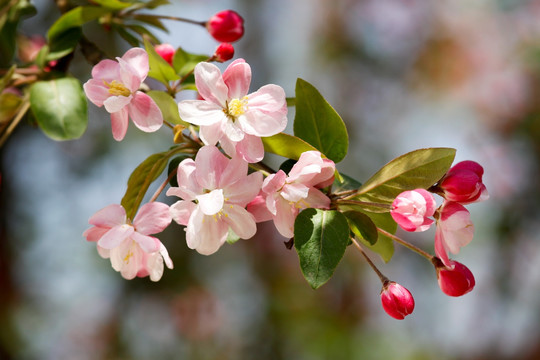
[104,94,132,114]
[127,92,163,133]
[280,182,310,203]
[196,189,225,216]
[273,197,297,238]
[236,134,264,163]
[195,146,229,190]
[222,118,244,142]
[83,226,109,242]
[166,159,202,201]
[88,204,126,227]
[303,188,332,209]
[111,107,129,141]
[199,121,225,146]
[222,58,251,99]
[133,202,172,235]
[223,171,263,206]
[91,59,120,82]
[178,100,226,126]
[219,153,248,188]
[246,195,273,222]
[223,204,257,239]
[194,62,229,107]
[262,170,287,195]
[120,47,149,83]
[131,232,161,253]
[98,224,134,249]
[169,200,197,226]
[83,79,111,107]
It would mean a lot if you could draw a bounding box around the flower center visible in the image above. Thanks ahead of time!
[106,80,131,97]
[226,96,248,117]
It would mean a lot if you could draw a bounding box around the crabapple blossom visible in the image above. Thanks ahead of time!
[247,151,335,238]
[390,189,437,232]
[83,202,173,281]
[206,10,245,43]
[434,259,476,297]
[155,43,175,65]
[177,59,287,163]
[434,201,474,268]
[380,281,415,320]
[83,48,163,141]
[439,160,489,204]
[167,145,262,255]
[214,43,235,62]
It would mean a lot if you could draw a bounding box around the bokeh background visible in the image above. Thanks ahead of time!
[2,0,540,359]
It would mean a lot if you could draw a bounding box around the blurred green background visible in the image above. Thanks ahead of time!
[2,0,540,359]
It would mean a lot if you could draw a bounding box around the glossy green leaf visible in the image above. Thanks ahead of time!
[121,146,187,219]
[29,78,87,140]
[0,0,36,67]
[126,24,160,44]
[172,47,209,78]
[144,37,179,85]
[0,92,22,123]
[262,132,318,160]
[332,173,362,193]
[147,90,187,126]
[132,14,168,32]
[293,78,349,163]
[358,212,396,262]
[47,27,82,61]
[344,211,378,245]
[294,209,350,289]
[353,148,456,212]
[114,26,140,47]
[48,6,109,42]
[90,0,132,11]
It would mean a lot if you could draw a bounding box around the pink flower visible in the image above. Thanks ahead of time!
[214,43,235,62]
[155,43,175,65]
[83,202,173,281]
[391,189,436,232]
[206,10,245,43]
[439,160,489,204]
[178,59,287,163]
[83,48,163,141]
[435,259,475,297]
[167,146,262,255]
[247,151,335,238]
[434,201,474,268]
[380,281,415,320]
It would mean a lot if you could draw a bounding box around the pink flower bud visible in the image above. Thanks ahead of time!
[206,10,245,43]
[214,43,234,62]
[155,43,175,65]
[391,189,436,232]
[439,161,488,204]
[435,259,475,297]
[380,281,415,320]
[434,201,474,267]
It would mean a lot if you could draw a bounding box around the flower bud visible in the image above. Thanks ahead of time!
[155,43,175,65]
[434,201,474,267]
[439,161,488,204]
[214,43,234,62]
[391,189,436,232]
[380,281,415,320]
[206,10,245,43]
[434,259,475,297]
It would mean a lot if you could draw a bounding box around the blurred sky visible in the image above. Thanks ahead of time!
[3,0,540,359]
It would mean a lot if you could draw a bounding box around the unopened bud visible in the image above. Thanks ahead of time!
[380,281,415,320]
[214,43,234,62]
[206,10,244,43]
[434,258,475,297]
[155,43,175,65]
[438,160,488,204]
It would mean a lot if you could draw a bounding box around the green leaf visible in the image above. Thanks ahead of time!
[0,92,22,123]
[172,47,208,78]
[143,37,179,85]
[114,26,140,47]
[48,6,109,42]
[132,14,168,32]
[332,173,362,193]
[358,212,396,262]
[147,90,187,126]
[126,24,160,44]
[121,146,187,219]
[29,78,88,140]
[90,0,132,11]
[0,65,16,93]
[0,0,36,67]
[294,209,350,289]
[293,78,349,163]
[353,148,456,212]
[262,132,318,160]
[143,0,171,9]
[47,27,82,61]
[344,211,378,245]
[226,228,240,244]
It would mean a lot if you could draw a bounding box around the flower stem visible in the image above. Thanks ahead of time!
[351,237,389,284]
[138,14,206,27]
[377,228,433,260]
[149,168,178,203]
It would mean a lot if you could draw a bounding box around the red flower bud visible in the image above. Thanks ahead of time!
[435,259,475,297]
[439,161,488,204]
[214,43,234,62]
[380,281,415,320]
[155,43,175,65]
[206,10,245,43]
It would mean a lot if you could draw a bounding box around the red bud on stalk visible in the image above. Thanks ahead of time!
[380,281,415,320]
[206,10,245,43]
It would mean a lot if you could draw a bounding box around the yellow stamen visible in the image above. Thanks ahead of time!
[105,80,131,97]
[225,96,248,117]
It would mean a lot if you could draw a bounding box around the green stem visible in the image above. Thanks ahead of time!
[140,14,207,27]
[351,237,389,284]
[377,228,433,260]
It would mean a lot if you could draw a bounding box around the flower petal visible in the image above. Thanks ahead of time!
[110,107,129,141]
[83,79,110,107]
[127,92,163,133]
[195,145,229,190]
[196,189,224,215]
[199,121,224,146]
[83,226,109,242]
[246,195,273,222]
[273,197,297,238]
[98,224,134,249]
[223,171,263,206]
[236,134,264,163]
[91,59,120,82]
[222,58,251,99]
[103,94,132,113]
[120,47,149,84]
[223,204,257,239]
[194,62,229,107]
[88,204,126,228]
[133,202,172,235]
[169,200,197,226]
[131,231,160,253]
[166,159,202,201]
[186,207,228,255]
[178,100,226,126]
[222,118,244,142]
